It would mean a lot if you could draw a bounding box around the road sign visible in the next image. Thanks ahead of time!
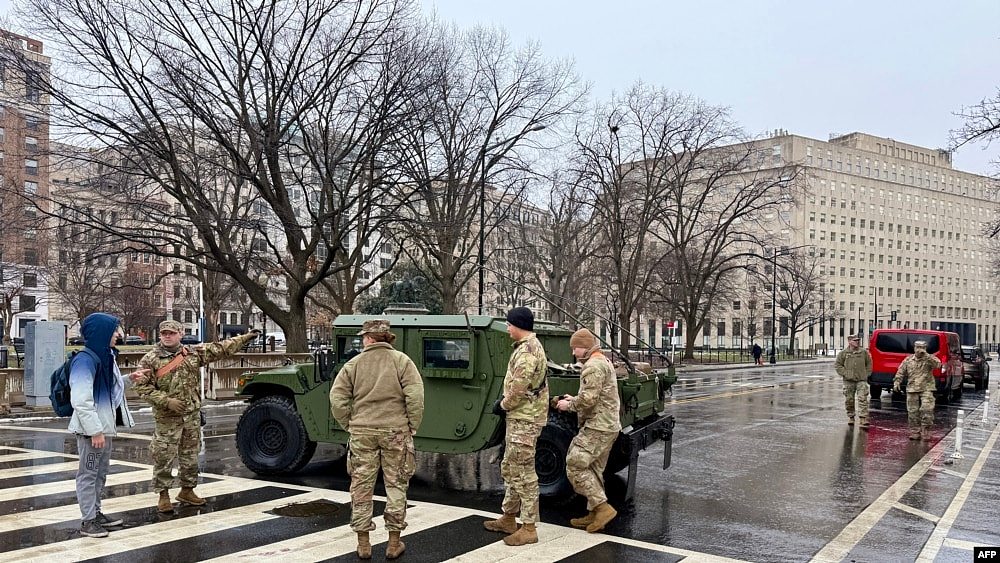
[666,321,676,329]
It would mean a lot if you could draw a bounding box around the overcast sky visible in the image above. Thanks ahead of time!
[4,0,998,175]
[426,0,1000,176]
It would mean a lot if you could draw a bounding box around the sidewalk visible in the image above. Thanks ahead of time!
[674,357,833,375]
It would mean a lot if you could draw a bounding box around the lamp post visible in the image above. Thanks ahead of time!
[770,247,778,364]
[477,125,546,315]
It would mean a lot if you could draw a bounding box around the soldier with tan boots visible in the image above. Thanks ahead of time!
[331,319,424,560]
[554,328,621,533]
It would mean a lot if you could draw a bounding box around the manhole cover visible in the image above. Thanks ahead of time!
[270,499,345,517]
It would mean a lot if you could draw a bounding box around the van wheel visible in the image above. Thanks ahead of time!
[974,377,985,391]
[535,415,575,497]
[870,385,882,401]
[236,395,317,476]
[952,382,963,401]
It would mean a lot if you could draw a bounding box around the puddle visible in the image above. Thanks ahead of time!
[270,498,345,517]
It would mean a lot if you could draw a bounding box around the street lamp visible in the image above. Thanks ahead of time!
[770,247,778,364]
[477,125,546,315]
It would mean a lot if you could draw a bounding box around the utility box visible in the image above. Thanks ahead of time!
[24,321,67,408]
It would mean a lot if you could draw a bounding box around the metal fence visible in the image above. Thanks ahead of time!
[626,346,819,366]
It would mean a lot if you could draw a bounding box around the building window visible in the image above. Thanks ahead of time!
[25,159,38,175]
[25,136,38,152]
[23,248,37,265]
[22,272,37,287]
[25,181,38,195]
[18,295,36,312]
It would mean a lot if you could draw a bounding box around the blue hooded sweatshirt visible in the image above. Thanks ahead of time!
[68,313,135,436]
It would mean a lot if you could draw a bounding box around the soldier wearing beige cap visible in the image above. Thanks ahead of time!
[553,328,621,533]
[331,319,424,559]
[133,320,259,513]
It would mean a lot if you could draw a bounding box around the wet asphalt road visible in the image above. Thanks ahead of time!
[2,361,998,562]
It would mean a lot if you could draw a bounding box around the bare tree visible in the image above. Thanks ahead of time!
[953,88,1000,176]
[517,173,603,326]
[15,0,424,352]
[771,250,830,353]
[394,23,583,313]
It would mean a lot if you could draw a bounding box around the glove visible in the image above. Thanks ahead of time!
[249,329,262,336]
[491,398,505,417]
[165,398,185,414]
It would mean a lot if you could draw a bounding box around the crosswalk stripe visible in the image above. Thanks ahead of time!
[10,490,332,563]
[204,497,455,562]
[0,460,80,479]
[0,470,150,504]
[0,450,74,463]
[0,479,256,534]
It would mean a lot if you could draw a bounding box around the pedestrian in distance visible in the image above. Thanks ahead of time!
[751,343,763,365]
[835,334,873,428]
[893,340,941,441]
[69,313,136,538]
[553,328,621,533]
[330,319,424,560]
[484,306,549,546]
[133,320,259,514]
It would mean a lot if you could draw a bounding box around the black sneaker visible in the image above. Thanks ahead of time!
[95,511,124,527]
[80,519,109,538]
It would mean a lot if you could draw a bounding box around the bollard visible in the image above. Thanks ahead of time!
[985,389,991,424]
[951,409,965,459]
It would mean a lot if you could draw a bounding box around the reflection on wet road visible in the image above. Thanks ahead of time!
[0,361,998,561]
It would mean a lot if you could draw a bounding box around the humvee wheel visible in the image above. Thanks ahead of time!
[236,395,317,475]
[536,416,574,497]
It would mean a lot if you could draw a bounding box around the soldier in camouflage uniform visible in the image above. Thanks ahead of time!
[554,328,621,533]
[835,334,873,428]
[330,319,424,560]
[484,306,549,547]
[893,340,942,441]
[133,320,258,513]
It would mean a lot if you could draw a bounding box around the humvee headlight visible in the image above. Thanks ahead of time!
[237,374,254,388]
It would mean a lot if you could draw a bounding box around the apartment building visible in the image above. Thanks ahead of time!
[0,31,50,340]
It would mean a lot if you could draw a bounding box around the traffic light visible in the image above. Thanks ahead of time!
[890,311,897,322]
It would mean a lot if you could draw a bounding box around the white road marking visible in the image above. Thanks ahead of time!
[892,502,940,523]
[941,537,979,551]
[916,419,1000,562]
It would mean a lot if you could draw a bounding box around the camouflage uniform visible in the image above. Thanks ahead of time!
[835,344,873,420]
[330,320,424,533]
[134,329,257,492]
[498,333,548,524]
[894,350,942,431]
[564,350,621,510]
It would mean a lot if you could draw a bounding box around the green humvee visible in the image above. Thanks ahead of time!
[234,315,676,498]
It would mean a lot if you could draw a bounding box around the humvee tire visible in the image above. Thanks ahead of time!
[236,395,317,475]
[535,414,575,497]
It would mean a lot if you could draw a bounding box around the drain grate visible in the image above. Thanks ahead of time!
[270,498,345,517]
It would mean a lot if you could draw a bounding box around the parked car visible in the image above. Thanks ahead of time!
[180,334,201,345]
[68,336,86,345]
[124,335,146,346]
[868,329,964,403]
[960,345,991,391]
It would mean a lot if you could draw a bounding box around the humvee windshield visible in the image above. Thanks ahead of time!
[337,336,364,362]
[423,338,470,369]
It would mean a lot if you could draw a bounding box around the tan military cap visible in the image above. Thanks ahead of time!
[913,340,928,348]
[159,320,183,333]
[357,319,391,336]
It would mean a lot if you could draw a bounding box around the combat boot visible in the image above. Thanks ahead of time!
[586,502,617,533]
[502,522,538,546]
[908,429,921,440]
[570,509,596,529]
[858,417,869,429]
[157,490,173,513]
[484,513,518,534]
[176,487,207,506]
[921,426,933,441]
[356,531,372,559]
[847,414,855,426]
[386,530,405,559]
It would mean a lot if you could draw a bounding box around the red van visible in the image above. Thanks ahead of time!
[868,329,964,402]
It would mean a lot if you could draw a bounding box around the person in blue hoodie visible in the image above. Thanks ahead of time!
[68,312,136,538]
